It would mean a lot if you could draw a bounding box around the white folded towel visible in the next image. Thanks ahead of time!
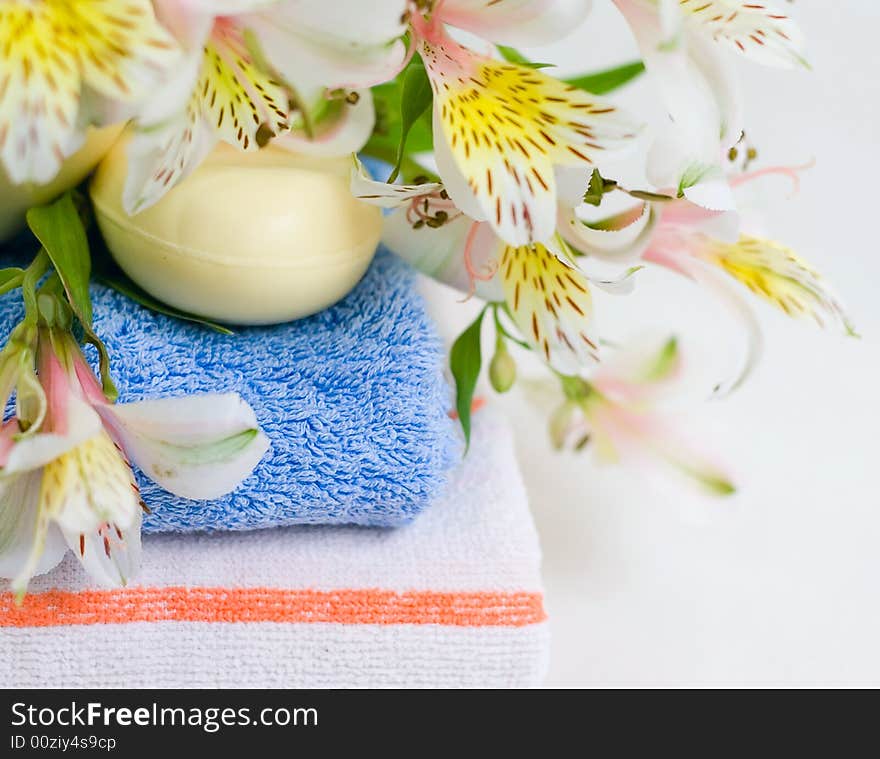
[0,410,548,688]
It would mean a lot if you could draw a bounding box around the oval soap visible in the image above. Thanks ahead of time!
[0,125,123,241]
[90,139,382,325]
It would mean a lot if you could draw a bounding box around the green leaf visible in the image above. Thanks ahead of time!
[583,169,605,206]
[25,193,120,399]
[361,59,437,181]
[365,81,434,155]
[20,251,49,326]
[496,45,553,69]
[582,169,618,207]
[26,192,93,328]
[496,45,531,66]
[565,60,645,95]
[0,267,24,296]
[450,308,486,451]
[496,50,644,93]
[96,272,234,335]
[388,60,434,183]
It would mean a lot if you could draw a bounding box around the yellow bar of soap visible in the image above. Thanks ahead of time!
[0,125,123,241]
[90,139,382,325]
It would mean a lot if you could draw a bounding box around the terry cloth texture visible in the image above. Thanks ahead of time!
[0,411,549,688]
[0,247,459,530]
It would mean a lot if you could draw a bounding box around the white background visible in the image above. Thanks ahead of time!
[421,0,880,686]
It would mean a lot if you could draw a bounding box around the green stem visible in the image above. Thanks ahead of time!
[492,304,530,351]
[20,250,50,327]
[360,145,440,185]
[0,273,24,298]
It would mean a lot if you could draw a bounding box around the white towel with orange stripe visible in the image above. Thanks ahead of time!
[0,411,548,688]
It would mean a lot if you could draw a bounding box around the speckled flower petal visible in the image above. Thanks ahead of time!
[45,431,142,537]
[350,155,442,209]
[675,0,808,68]
[61,509,142,589]
[0,0,179,184]
[700,235,856,334]
[123,21,292,213]
[421,34,640,246]
[499,243,599,372]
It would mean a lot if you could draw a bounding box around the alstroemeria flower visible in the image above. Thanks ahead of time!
[0,0,180,185]
[408,2,641,246]
[123,0,408,212]
[561,165,855,393]
[0,328,269,597]
[354,158,638,372]
[537,337,735,494]
[612,0,807,209]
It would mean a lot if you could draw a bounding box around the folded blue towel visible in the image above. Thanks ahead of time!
[0,248,459,530]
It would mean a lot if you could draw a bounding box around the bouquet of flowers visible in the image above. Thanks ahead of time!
[0,0,854,595]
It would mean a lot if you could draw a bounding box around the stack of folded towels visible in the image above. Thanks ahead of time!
[0,249,549,687]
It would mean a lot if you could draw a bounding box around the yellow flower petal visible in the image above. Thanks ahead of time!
[0,0,178,183]
[42,431,140,535]
[125,21,293,213]
[422,35,639,246]
[703,234,855,334]
[200,24,291,153]
[499,243,599,372]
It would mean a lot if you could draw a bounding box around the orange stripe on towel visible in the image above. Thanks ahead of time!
[0,587,546,629]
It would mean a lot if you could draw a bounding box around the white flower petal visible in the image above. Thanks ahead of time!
[47,432,142,536]
[123,110,218,215]
[2,397,102,476]
[700,235,856,336]
[62,511,142,589]
[560,202,656,263]
[423,35,640,246]
[682,175,737,212]
[279,89,376,158]
[350,154,442,209]
[555,166,593,209]
[152,0,276,46]
[617,0,742,195]
[499,242,599,372]
[677,0,808,68]
[0,472,67,580]
[440,0,593,47]
[643,233,763,395]
[694,262,764,397]
[587,265,644,295]
[431,110,488,222]
[382,208,505,301]
[245,0,407,95]
[134,45,203,128]
[659,194,742,241]
[647,130,738,212]
[105,393,257,443]
[125,21,294,213]
[101,393,270,500]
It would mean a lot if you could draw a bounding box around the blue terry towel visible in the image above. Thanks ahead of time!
[0,248,459,531]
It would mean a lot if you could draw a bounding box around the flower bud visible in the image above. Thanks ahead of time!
[489,343,517,393]
[548,400,583,450]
